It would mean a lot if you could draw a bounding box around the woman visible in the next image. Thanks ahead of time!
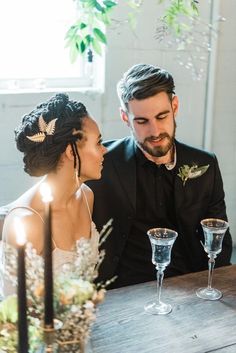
[1,93,106,295]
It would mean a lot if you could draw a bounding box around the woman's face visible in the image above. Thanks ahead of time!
[78,117,106,181]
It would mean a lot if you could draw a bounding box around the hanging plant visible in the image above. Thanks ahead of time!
[65,0,117,63]
[65,0,200,63]
[159,0,199,35]
[155,0,225,80]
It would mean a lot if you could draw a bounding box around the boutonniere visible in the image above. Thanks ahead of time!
[177,164,209,186]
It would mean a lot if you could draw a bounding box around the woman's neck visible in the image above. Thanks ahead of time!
[42,172,80,209]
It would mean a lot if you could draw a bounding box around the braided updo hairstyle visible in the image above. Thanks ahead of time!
[15,93,89,176]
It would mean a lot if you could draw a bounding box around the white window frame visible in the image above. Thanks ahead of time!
[0,0,105,94]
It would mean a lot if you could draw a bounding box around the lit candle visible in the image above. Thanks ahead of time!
[40,182,54,329]
[15,218,28,353]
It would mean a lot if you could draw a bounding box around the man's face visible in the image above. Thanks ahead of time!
[122,92,178,159]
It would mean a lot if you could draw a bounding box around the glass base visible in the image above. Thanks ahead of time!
[196,287,222,301]
[144,300,172,315]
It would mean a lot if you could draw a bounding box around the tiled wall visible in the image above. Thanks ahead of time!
[0,1,235,242]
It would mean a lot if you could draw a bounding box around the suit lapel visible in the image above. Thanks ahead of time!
[111,139,188,214]
[174,141,188,214]
[112,137,136,212]
[109,139,193,215]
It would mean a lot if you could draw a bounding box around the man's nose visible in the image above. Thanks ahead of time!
[149,120,160,136]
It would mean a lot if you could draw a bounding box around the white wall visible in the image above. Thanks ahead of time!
[211,0,236,243]
[0,91,103,204]
[101,0,210,145]
[0,1,235,242]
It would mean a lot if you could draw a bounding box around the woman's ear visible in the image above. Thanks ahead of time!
[65,144,74,161]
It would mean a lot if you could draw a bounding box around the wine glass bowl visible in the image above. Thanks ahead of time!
[196,218,229,301]
[201,218,228,256]
[144,228,178,315]
[148,228,177,270]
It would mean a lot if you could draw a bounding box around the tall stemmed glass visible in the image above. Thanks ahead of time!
[196,218,229,301]
[144,228,178,315]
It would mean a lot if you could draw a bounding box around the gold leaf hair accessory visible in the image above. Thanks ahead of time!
[26,115,57,143]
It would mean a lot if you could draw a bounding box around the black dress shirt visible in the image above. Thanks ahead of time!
[115,146,185,287]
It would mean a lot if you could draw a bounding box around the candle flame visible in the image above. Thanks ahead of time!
[15,218,27,246]
[40,182,53,203]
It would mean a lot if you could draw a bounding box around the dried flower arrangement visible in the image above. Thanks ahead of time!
[0,220,113,353]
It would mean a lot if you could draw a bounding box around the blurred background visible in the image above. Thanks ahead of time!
[0,0,235,247]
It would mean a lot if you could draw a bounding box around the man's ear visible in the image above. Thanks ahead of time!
[172,96,179,118]
[120,108,130,127]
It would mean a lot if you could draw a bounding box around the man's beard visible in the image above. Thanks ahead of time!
[135,121,176,158]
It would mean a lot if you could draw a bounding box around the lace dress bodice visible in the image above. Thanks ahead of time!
[53,222,99,274]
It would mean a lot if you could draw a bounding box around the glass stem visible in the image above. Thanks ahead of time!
[156,268,164,304]
[207,255,215,290]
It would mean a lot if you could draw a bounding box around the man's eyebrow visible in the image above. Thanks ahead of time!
[97,134,102,140]
[133,110,170,120]
[155,110,170,117]
[133,116,147,120]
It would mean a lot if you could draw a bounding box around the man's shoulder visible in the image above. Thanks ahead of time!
[103,136,134,154]
[176,140,216,162]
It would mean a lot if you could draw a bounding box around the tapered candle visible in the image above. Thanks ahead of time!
[15,218,29,353]
[40,182,54,329]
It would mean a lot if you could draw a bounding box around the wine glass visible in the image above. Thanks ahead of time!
[144,228,178,315]
[196,218,229,301]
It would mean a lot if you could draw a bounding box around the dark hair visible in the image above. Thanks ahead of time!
[15,93,89,176]
[117,63,175,112]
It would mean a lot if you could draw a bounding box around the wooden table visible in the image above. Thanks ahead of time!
[88,265,236,353]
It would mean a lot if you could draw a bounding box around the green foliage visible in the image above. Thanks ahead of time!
[64,1,200,62]
[65,0,117,62]
[161,0,199,37]
[0,295,42,353]
[177,163,210,186]
[0,295,17,324]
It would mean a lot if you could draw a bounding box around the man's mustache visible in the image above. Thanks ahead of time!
[144,133,170,143]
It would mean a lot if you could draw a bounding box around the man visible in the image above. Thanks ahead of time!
[88,63,232,288]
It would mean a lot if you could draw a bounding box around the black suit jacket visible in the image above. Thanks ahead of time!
[88,137,232,284]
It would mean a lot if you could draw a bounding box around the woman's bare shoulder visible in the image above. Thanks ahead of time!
[81,183,94,212]
[81,183,94,198]
[2,207,44,253]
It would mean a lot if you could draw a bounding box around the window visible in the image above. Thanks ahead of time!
[0,0,102,92]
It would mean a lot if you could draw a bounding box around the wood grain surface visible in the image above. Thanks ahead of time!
[89,265,236,353]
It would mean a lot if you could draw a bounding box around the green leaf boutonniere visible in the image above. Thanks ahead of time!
[177,164,209,186]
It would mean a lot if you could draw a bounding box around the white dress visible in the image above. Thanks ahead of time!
[0,189,100,298]
[52,221,99,274]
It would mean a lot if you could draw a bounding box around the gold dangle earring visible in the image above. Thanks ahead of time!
[72,142,81,189]
[74,167,80,188]
[71,142,80,188]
